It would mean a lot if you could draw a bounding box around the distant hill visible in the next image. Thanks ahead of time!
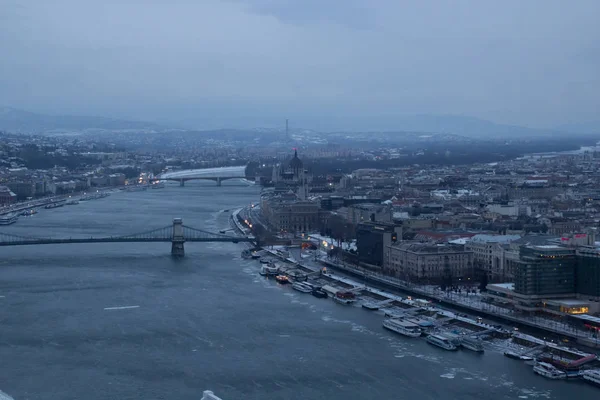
[292,114,571,139]
[555,121,600,135]
[384,114,559,139]
[199,114,569,139]
[0,107,165,134]
[1,106,592,140]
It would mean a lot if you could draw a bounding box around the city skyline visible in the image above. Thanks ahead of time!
[3,1,600,399]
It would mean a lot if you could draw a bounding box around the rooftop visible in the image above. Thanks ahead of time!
[546,299,589,307]
[391,241,470,254]
[469,234,521,244]
[512,235,561,246]
[570,314,600,325]
[488,283,515,291]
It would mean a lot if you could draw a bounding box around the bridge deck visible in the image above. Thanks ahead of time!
[0,223,255,247]
[0,237,252,246]
[159,166,246,180]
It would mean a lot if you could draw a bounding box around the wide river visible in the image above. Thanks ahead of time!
[0,181,597,400]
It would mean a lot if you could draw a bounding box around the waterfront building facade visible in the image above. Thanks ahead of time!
[260,192,323,233]
[514,245,576,297]
[465,234,520,281]
[356,221,402,268]
[576,247,600,301]
[384,241,474,283]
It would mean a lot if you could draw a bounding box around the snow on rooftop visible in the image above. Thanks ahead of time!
[488,283,515,291]
[470,234,521,244]
[546,299,589,306]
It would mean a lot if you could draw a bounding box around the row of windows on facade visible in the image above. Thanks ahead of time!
[389,255,471,262]
[278,217,318,222]
[390,259,470,266]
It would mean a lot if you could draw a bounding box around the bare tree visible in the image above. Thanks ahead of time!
[326,214,355,246]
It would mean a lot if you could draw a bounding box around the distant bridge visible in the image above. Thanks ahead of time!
[157,166,248,186]
[0,218,256,257]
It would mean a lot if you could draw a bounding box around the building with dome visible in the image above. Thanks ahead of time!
[271,149,310,200]
[259,149,324,233]
[289,149,303,177]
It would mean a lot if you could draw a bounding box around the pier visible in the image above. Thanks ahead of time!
[318,258,600,349]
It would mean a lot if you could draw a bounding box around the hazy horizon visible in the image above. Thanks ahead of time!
[1,0,599,131]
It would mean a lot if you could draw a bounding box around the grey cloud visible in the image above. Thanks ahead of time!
[231,0,376,29]
[0,0,598,130]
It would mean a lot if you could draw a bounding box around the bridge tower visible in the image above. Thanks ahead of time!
[171,218,185,257]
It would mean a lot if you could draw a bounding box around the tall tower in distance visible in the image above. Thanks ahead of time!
[285,118,289,141]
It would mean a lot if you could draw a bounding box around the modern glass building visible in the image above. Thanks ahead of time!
[514,245,576,296]
[356,222,401,267]
[576,247,600,298]
[484,245,600,316]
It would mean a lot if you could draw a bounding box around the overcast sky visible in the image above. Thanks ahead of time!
[1,0,598,130]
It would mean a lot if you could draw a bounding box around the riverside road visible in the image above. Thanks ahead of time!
[0,181,597,400]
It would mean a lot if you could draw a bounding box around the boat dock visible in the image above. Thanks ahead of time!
[318,258,600,349]
[234,221,599,385]
[362,298,395,310]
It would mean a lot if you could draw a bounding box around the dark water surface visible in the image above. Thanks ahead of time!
[0,181,597,399]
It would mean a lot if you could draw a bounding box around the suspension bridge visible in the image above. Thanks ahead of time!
[0,218,256,257]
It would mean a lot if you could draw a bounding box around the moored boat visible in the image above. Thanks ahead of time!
[426,334,458,351]
[124,185,148,192]
[241,249,252,259]
[320,285,339,298]
[275,275,289,284]
[363,298,394,310]
[311,287,328,298]
[362,301,380,310]
[20,209,37,216]
[259,263,279,276]
[384,308,406,319]
[0,213,19,225]
[292,282,312,293]
[504,351,534,361]
[333,291,356,305]
[81,192,111,200]
[383,319,422,338]
[582,369,600,386]
[44,202,65,209]
[533,362,567,380]
[460,336,484,352]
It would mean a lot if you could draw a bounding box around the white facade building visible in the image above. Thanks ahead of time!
[465,234,521,281]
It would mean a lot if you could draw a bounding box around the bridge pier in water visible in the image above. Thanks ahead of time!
[179,179,185,187]
[171,218,185,257]
[216,177,222,187]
